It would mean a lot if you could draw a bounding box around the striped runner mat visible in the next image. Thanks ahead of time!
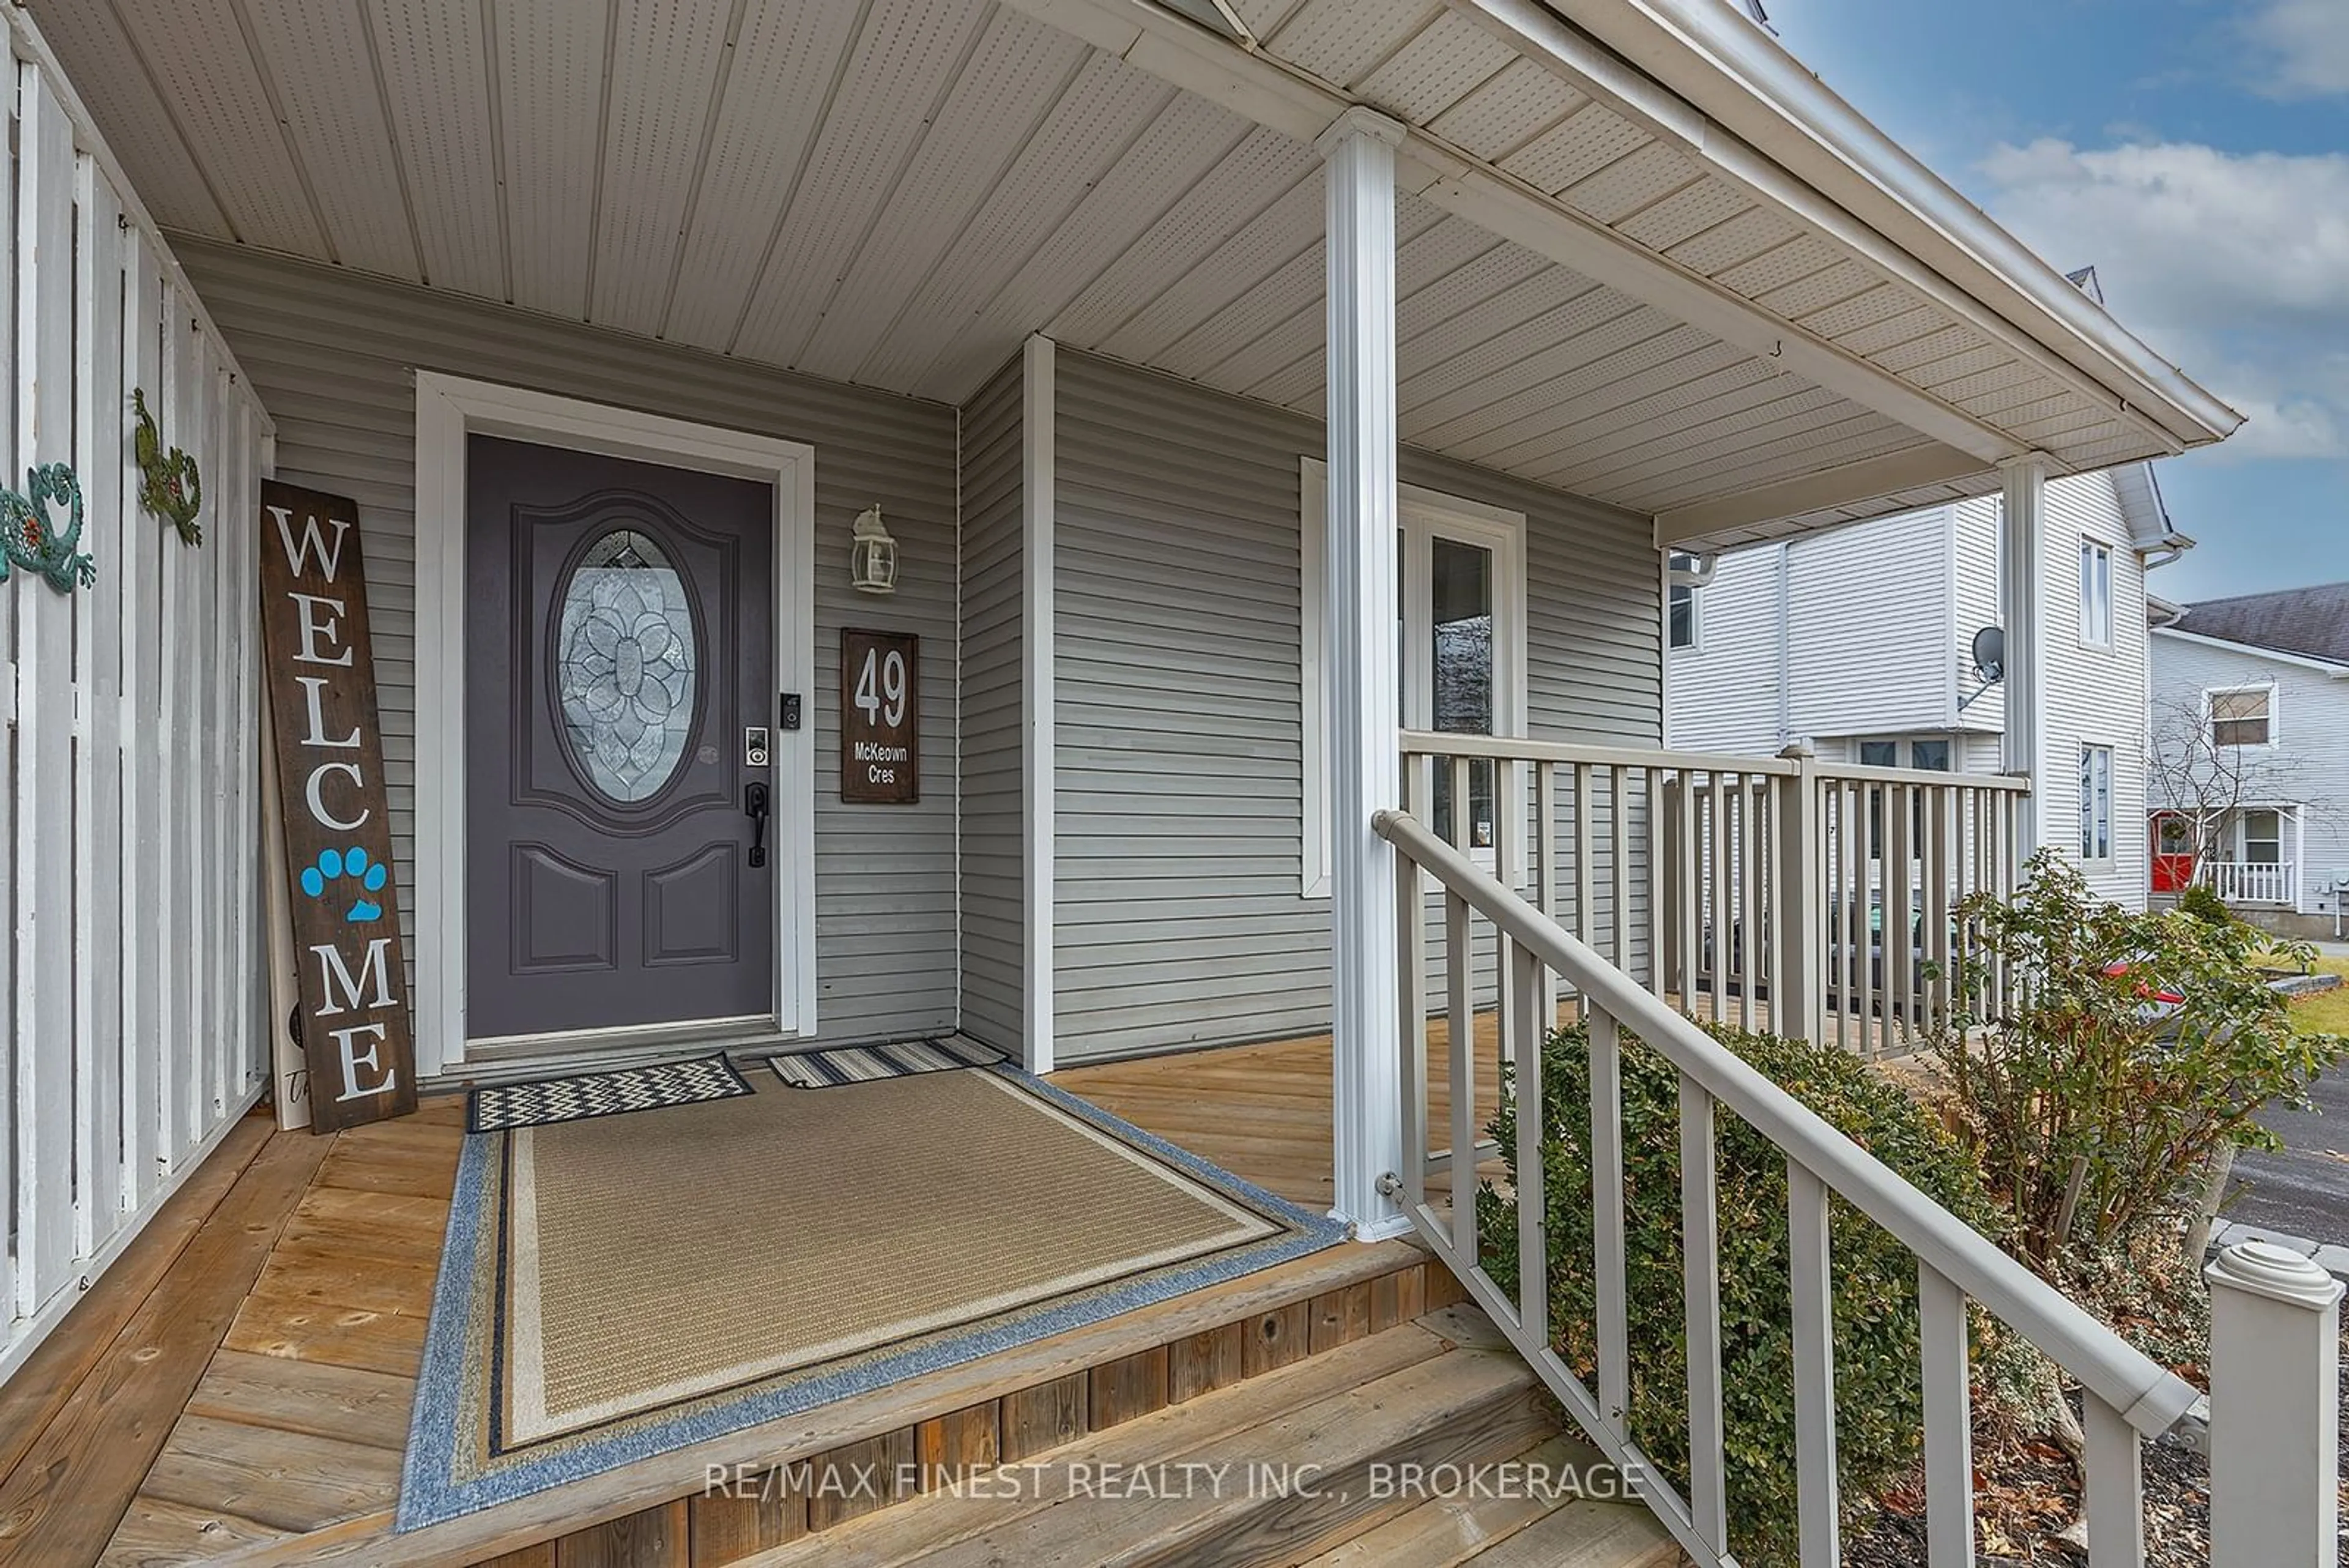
[767,1036,1006,1089]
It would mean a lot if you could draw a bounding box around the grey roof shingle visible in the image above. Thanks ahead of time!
[2170,582,2349,666]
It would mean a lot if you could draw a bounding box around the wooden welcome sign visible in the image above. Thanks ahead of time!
[258,480,417,1132]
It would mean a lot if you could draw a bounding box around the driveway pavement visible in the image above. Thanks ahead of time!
[2224,1061,2349,1252]
[2220,956,2349,1255]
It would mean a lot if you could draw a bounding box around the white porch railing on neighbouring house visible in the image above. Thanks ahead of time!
[1400,732,2028,1057]
[1375,805,2336,1568]
[2199,860,2297,907]
[0,13,276,1381]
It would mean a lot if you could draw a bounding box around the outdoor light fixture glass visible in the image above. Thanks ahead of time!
[850,505,897,595]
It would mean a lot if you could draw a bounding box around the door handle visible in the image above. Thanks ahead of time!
[744,782,770,869]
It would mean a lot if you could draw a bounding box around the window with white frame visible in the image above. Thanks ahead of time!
[2208,685,2275,747]
[2079,745,2113,863]
[2077,538,2113,648]
[2241,808,2284,866]
[1300,459,1526,896]
[1668,560,1699,651]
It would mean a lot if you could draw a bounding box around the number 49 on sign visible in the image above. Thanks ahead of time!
[840,629,919,804]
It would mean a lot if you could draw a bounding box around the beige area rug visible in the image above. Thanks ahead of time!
[399,1064,1345,1528]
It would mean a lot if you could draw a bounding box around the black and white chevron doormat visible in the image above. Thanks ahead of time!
[465,1052,754,1134]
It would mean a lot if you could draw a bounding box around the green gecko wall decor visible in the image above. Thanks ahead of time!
[0,463,94,592]
[133,387,202,544]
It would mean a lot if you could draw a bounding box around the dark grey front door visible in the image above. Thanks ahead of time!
[466,435,773,1040]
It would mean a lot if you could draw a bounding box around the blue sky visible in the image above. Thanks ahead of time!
[1764,0,2347,602]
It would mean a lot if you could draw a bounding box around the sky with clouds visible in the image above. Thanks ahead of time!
[1764,0,2346,603]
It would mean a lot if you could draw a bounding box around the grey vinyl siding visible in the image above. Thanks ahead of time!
[177,240,962,1047]
[957,357,1025,1050]
[1052,349,1661,1063]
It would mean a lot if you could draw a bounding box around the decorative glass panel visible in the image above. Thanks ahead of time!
[557,529,697,803]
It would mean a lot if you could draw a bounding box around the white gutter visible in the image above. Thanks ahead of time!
[1532,0,2246,451]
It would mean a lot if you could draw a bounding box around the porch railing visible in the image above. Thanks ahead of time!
[0,12,276,1380]
[2199,859,2296,907]
[1376,804,2219,1567]
[1400,731,2028,1057]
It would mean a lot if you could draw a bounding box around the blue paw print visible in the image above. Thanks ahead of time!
[301,846,387,923]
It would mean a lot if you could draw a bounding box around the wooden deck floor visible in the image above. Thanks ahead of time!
[0,1028,1502,1568]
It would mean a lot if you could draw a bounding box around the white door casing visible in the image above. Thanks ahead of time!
[413,372,817,1072]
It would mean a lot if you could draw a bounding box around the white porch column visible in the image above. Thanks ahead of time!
[1999,454,2049,866]
[1319,106,1408,1239]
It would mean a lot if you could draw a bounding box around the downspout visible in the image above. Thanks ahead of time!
[1773,544,1792,746]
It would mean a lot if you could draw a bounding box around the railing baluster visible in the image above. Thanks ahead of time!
[1888,781,1913,1053]
[1398,752,1430,1211]
[1919,1264,1975,1568]
[1448,881,1475,1259]
[1789,1162,1840,1568]
[1611,764,1633,982]
[1852,779,1872,1056]
[1677,771,1699,1011]
[1497,748,1520,1074]
[1511,941,1546,1348]
[1590,1006,1630,1444]
[1535,760,1559,1035]
[1573,761,1596,968]
[1738,776,1761,1032]
[1708,771,1730,1025]
[1644,767,1666,994]
[1822,781,1844,1052]
[2082,1394,2146,1568]
[1680,1071,1729,1555]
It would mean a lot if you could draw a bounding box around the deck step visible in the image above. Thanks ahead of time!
[741,1309,1672,1568]
[1299,1434,1674,1568]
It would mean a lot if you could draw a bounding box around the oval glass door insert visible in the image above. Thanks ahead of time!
[556,527,698,803]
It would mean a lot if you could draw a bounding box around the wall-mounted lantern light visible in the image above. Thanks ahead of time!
[850,505,897,596]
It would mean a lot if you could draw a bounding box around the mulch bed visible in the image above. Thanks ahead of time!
[1842,1329,2349,1566]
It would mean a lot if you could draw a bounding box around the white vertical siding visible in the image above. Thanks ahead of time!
[2039,469,2150,907]
[957,356,1024,1049]
[1050,349,1660,1063]
[174,240,965,1047]
[2151,631,2349,918]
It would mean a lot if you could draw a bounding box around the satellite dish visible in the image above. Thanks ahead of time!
[1971,626,2006,683]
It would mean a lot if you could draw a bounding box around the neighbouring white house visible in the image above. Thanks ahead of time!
[0,2,2333,1565]
[2150,582,2349,938]
[1666,454,2187,909]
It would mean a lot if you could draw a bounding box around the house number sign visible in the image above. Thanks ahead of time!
[840,629,919,804]
[258,480,417,1132]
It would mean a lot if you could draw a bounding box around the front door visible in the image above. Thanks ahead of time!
[466,435,774,1042]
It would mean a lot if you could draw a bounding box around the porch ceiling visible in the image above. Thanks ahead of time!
[37,0,2233,546]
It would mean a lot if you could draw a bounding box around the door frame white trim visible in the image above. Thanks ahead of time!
[412,371,818,1073]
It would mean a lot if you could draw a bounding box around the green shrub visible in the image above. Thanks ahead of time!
[1476,1020,1997,1568]
[1934,851,2349,1269]
[2174,879,2236,927]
